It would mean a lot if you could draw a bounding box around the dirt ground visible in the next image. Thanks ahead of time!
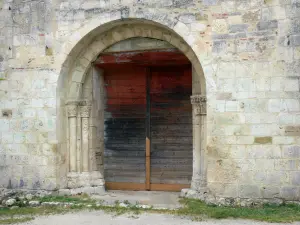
[17,210,300,225]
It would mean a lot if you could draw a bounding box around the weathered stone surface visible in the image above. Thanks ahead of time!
[5,198,16,206]
[25,194,33,200]
[29,201,40,207]
[0,0,299,204]
[254,137,272,144]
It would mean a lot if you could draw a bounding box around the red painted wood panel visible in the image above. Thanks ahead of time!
[100,50,193,190]
[103,66,147,183]
[150,66,193,185]
[96,49,190,67]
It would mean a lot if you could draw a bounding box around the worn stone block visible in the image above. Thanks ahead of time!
[257,20,278,30]
[285,126,300,136]
[0,0,299,203]
[229,24,249,33]
[291,35,300,46]
[261,186,280,199]
[273,136,295,145]
[275,160,298,171]
[291,172,300,185]
[254,137,272,144]
[283,145,300,158]
[239,185,260,198]
[281,187,299,200]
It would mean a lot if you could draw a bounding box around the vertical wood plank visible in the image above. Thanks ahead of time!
[146,137,151,190]
[103,65,147,185]
[150,65,193,186]
[146,68,151,190]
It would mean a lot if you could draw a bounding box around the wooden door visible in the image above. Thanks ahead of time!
[149,66,193,191]
[103,64,192,191]
[104,66,147,190]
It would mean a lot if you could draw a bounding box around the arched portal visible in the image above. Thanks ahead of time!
[57,19,208,195]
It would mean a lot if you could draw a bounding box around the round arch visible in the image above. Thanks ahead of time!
[57,18,208,198]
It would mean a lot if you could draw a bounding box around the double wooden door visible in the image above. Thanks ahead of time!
[103,64,193,191]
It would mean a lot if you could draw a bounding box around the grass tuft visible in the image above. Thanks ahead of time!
[177,198,300,223]
[0,217,34,224]
[3,196,300,223]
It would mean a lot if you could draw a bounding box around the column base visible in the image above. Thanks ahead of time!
[65,171,105,195]
[190,176,207,191]
[180,187,210,201]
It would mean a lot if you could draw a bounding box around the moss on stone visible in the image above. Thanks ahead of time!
[254,137,272,144]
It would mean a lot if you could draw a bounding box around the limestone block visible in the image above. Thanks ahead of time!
[209,183,238,198]
[261,186,280,199]
[25,132,38,144]
[191,23,207,32]
[238,170,255,184]
[1,133,13,144]
[254,137,272,144]
[215,101,225,112]
[284,77,299,91]
[285,99,300,112]
[283,145,300,158]
[247,145,281,159]
[266,171,289,185]
[279,113,294,125]
[236,78,256,92]
[268,99,286,113]
[81,187,95,194]
[218,78,236,92]
[225,101,239,112]
[222,125,242,136]
[257,20,278,30]
[13,133,25,144]
[270,77,284,91]
[275,159,298,171]
[280,187,299,200]
[239,185,261,198]
[229,145,247,159]
[236,136,254,144]
[228,15,242,24]
[255,77,271,91]
[217,62,236,77]
[251,125,273,136]
[229,24,249,33]
[253,171,267,183]
[273,136,295,145]
[220,1,235,13]
[255,159,275,171]
[212,19,228,34]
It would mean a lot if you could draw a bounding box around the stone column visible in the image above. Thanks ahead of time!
[76,113,82,172]
[190,95,207,190]
[79,105,91,172]
[67,102,78,172]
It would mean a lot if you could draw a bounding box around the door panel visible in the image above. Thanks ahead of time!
[150,66,193,186]
[103,66,147,184]
[103,64,193,191]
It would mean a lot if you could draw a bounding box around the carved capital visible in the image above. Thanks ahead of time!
[67,105,78,117]
[191,95,207,105]
[79,106,92,118]
[79,100,92,106]
[191,95,207,115]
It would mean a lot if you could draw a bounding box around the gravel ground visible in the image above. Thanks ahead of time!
[16,210,300,225]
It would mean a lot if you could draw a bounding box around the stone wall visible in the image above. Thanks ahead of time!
[0,0,299,201]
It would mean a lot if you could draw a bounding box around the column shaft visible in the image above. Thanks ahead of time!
[193,114,202,181]
[76,115,82,172]
[82,117,89,172]
[190,95,207,190]
[69,117,77,172]
[67,103,78,172]
[79,104,92,172]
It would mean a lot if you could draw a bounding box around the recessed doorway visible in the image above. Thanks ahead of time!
[95,48,193,191]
